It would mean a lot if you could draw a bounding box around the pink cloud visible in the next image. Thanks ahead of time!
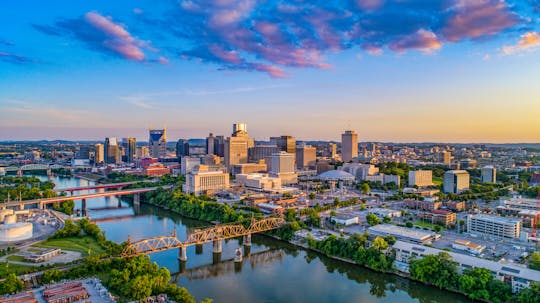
[252,63,286,78]
[84,11,146,61]
[356,0,385,11]
[502,31,540,55]
[158,56,170,64]
[390,29,442,53]
[442,0,518,42]
[208,44,243,64]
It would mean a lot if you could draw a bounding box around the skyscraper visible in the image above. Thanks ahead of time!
[215,135,225,157]
[225,123,250,169]
[270,135,296,154]
[439,151,452,164]
[206,133,215,155]
[481,166,497,183]
[104,137,120,164]
[443,170,470,194]
[341,130,358,163]
[225,136,249,169]
[94,143,104,164]
[149,128,167,158]
[76,145,91,160]
[122,137,136,163]
[176,139,190,158]
[296,145,316,169]
[232,123,248,137]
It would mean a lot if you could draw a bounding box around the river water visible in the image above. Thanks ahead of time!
[40,175,472,303]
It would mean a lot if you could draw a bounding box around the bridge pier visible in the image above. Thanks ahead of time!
[133,193,140,205]
[243,245,251,257]
[212,240,222,253]
[178,246,188,262]
[46,169,51,176]
[243,233,252,246]
[81,199,87,217]
[195,244,203,255]
[117,199,122,208]
[19,204,24,211]
[16,169,22,177]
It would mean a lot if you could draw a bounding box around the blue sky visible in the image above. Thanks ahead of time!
[1,0,540,142]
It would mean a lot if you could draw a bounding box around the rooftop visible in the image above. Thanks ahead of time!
[368,224,438,241]
[469,214,521,225]
[318,170,355,181]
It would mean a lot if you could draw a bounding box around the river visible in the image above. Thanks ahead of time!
[39,175,472,303]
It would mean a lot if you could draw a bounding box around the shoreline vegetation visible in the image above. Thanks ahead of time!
[0,218,209,303]
[142,188,540,303]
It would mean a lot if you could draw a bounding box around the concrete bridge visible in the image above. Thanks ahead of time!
[0,186,169,215]
[2,164,76,176]
[56,181,151,194]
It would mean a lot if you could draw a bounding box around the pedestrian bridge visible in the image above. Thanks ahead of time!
[121,217,285,259]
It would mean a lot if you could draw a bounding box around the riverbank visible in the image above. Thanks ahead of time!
[138,198,478,302]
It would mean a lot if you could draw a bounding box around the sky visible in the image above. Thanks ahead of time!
[1,0,540,143]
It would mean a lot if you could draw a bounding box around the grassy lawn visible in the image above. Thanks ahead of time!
[33,237,106,257]
[0,262,36,278]
[414,220,446,231]
[6,255,27,262]
[433,177,443,185]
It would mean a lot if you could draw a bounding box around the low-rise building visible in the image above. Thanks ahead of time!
[330,214,359,226]
[451,239,485,255]
[467,214,522,239]
[368,224,440,244]
[405,199,442,211]
[445,201,466,212]
[418,209,457,227]
[236,173,281,190]
[393,240,540,293]
[367,208,401,218]
[183,166,230,195]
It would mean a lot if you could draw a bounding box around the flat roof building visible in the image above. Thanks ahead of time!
[467,214,521,239]
[393,240,540,293]
[443,170,470,194]
[368,224,440,244]
[408,170,433,187]
[183,167,230,196]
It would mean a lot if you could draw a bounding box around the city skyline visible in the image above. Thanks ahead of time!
[1,1,540,142]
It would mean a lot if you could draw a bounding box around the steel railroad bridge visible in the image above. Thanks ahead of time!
[122,217,285,262]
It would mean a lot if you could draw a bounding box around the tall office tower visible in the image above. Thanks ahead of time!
[296,145,316,169]
[176,139,190,158]
[232,123,248,137]
[122,137,136,163]
[270,151,297,184]
[206,133,215,155]
[328,143,337,158]
[224,136,249,169]
[443,170,470,194]
[104,137,120,164]
[439,151,452,164]
[76,145,91,159]
[408,170,433,187]
[137,146,150,158]
[341,130,358,163]
[149,128,167,158]
[215,135,225,157]
[94,144,104,164]
[270,136,296,154]
[481,166,497,183]
[248,144,280,170]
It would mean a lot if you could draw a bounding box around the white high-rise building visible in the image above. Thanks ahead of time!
[443,170,470,194]
[481,166,497,183]
[408,170,433,187]
[183,166,230,196]
[341,130,358,162]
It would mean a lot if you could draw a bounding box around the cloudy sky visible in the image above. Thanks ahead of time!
[1,0,539,142]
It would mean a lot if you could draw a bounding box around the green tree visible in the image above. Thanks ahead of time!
[0,273,24,295]
[518,282,540,303]
[371,236,388,251]
[409,252,458,290]
[361,183,370,194]
[487,279,512,303]
[528,252,540,270]
[382,216,391,224]
[309,192,316,200]
[366,213,380,226]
